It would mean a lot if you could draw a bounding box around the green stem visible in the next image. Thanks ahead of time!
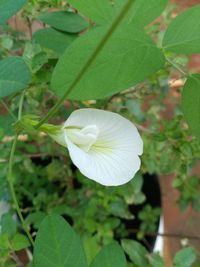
[165,57,187,76]
[18,92,25,119]
[8,139,34,246]
[7,92,34,247]
[34,0,135,129]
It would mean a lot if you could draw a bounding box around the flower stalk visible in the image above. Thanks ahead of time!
[7,92,35,247]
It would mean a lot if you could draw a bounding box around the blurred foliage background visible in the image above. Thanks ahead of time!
[0,0,200,266]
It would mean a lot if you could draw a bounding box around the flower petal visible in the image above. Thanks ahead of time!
[64,109,143,186]
[66,125,99,152]
[65,109,143,155]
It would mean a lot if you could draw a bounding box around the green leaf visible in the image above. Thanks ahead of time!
[121,239,148,267]
[33,215,87,267]
[0,234,10,249]
[181,74,200,141]
[38,11,89,33]
[173,247,196,267]
[0,0,27,25]
[33,28,76,54]
[127,0,167,27]
[149,253,165,267]
[131,173,143,194]
[1,213,17,238]
[1,35,13,49]
[83,236,101,265]
[68,0,116,25]
[0,57,31,98]
[90,242,127,267]
[11,234,30,251]
[51,25,165,100]
[0,115,15,136]
[68,0,167,26]
[163,4,200,54]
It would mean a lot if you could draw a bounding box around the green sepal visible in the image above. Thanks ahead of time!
[14,115,62,135]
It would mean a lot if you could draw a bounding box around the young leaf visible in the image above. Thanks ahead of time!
[0,0,27,25]
[163,4,200,54]
[11,234,30,251]
[181,74,200,141]
[121,239,148,267]
[51,25,165,100]
[67,0,167,27]
[173,247,196,267]
[90,242,127,267]
[33,28,76,54]
[0,234,10,250]
[37,11,88,33]
[0,57,31,98]
[33,215,87,267]
[25,211,46,229]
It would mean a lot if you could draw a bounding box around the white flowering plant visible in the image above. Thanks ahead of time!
[0,0,200,266]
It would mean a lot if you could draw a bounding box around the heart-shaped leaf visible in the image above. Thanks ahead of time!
[51,25,165,100]
[33,215,87,267]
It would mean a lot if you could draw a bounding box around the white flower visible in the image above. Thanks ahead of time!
[51,109,143,186]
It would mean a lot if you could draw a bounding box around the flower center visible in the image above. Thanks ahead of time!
[66,125,99,152]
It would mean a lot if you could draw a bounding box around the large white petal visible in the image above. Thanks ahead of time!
[64,109,143,186]
[65,109,143,155]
